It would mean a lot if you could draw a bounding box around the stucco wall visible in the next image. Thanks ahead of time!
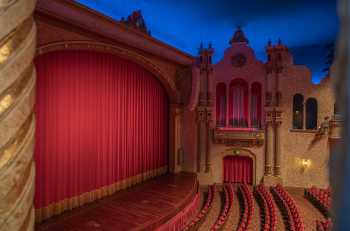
[278,65,335,188]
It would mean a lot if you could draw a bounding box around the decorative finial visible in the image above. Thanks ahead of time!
[230,26,249,45]
[208,42,213,49]
[120,10,150,35]
[199,41,204,52]
[267,39,272,47]
[278,38,282,45]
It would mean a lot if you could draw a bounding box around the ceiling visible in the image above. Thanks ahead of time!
[76,0,339,83]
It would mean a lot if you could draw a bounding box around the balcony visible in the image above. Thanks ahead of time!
[213,127,265,147]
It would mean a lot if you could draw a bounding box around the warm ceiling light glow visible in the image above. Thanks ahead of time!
[0,45,11,64]
[300,158,311,172]
[0,94,13,114]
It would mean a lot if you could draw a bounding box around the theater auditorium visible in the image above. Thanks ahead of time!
[1,0,349,230]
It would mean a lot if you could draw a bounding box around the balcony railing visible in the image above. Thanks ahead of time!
[213,127,265,147]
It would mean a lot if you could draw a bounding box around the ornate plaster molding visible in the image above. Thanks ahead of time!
[37,40,179,103]
[213,128,265,147]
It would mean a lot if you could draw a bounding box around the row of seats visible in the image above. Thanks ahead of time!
[316,219,332,231]
[255,184,277,231]
[236,184,254,231]
[183,184,215,231]
[304,186,331,217]
[271,184,304,231]
[210,184,234,230]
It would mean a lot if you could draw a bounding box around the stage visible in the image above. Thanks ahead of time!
[36,173,197,231]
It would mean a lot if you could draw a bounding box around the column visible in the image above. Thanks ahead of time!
[226,84,229,127]
[274,122,282,176]
[0,0,37,230]
[205,108,212,173]
[248,84,251,128]
[196,107,206,172]
[265,121,274,175]
[169,104,182,173]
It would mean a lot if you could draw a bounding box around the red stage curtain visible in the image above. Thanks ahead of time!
[223,156,253,184]
[34,50,169,210]
[251,82,262,128]
[216,82,226,127]
[229,79,248,128]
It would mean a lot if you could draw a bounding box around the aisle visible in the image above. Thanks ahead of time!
[198,187,222,230]
[287,188,325,231]
[248,190,260,231]
[222,185,240,230]
[271,188,288,231]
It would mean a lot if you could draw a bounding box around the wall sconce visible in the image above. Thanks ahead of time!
[300,158,311,173]
[233,149,240,155]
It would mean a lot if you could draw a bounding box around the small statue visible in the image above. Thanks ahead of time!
[316,116,330,136]
[309,116,330,150]
[121,10,150,35]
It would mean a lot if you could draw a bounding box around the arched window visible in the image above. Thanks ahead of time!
[216,83,226,127]
[306,98,318,129]
[293,94,304,129]
[251,82,262,128]
[229,79,248,128]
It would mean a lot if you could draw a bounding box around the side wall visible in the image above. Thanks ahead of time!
[279,66,335,188]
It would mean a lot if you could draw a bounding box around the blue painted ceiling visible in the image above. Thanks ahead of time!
[76,0,338,83]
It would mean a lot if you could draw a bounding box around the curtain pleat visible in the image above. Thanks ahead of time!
[34,50,169,213]
[251,83,262,128]
[229,79,248,128]
[216,83,226,127]
[223,156,253,184]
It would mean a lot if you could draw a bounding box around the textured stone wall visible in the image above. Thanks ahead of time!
[278,66,335,188]
[0,0,37,230]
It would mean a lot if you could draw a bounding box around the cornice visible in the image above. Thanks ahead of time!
[35,0,195,66]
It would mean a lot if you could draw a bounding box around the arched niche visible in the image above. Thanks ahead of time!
[229,78,249,128]
[216,82,227,127]
[251,82,262,128]
[293,93,304,129]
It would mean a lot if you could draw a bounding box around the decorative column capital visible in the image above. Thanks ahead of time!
[170,104,182,116]
[265,107,283,125]
[196,106,212,124]
[274,166,281,176]
[265,165,273,175]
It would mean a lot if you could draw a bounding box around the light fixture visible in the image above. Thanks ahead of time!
[233,149,240,155]
[300,158,311,172]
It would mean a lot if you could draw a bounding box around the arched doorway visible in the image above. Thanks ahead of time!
[223,155,253,184]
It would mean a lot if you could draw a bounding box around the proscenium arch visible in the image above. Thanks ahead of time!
[36,41,178,103]
[223,148,257,185]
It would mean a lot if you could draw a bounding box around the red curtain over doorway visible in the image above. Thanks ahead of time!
[223,156,253,184]
[228,79,248,128]
[34,50,169,213]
